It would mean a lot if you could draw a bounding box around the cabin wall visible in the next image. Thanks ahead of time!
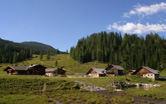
[27,66,46,75]
[16,70,27,75]
[46,72,54,77]
[87,73,99,78]
[5,69,16,75]
[56,69,66,75]
[106,69,124,75]
[143,73,155,80]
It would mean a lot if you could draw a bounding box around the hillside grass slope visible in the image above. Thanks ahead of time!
[0,54,166,104]
[0,54,107,75]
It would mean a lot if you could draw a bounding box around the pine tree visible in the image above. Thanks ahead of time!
[70,31,166,70]
[47,50,51,60]
[40,52,43,60]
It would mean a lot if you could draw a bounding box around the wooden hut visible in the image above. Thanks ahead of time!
[4,66,28,75]
[45,67,66,77]
[105,64,124,76]
[27,64,46,75]
[133,66,159,80]
[4,64,46,75]
[86,67,106,78]
[55,67,66,76]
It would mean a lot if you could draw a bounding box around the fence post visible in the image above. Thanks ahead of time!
[42,83,46,94]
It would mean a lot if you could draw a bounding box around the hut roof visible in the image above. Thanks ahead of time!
[142,66,159,74]
[4,64,46,71]
[45,68,57,73]
[12,66,29,71]
[112,65,124,70]
[28,64,46,68]
[134,66,159,74]
[107,64,124,70]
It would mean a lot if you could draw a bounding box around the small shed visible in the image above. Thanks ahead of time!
[45,67,66,77]
[4,66,15,75]
[4,64,46,75]
[27,64,46,75]
[86,67,106,78]
[55,67,66,76]
[105,64,124,75]
[133,66,159,80]
[4,66,28,75]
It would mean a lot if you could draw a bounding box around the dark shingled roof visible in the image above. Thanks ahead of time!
[112,65,124,70]
[142,66,159,74]
[133,66,159,75]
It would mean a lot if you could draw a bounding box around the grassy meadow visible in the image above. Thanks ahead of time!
[0,54,107,75]
[0,54,166,104]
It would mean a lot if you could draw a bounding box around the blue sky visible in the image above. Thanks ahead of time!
[0,0,166,51]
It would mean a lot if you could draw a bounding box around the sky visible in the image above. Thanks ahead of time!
[0,0,166,51]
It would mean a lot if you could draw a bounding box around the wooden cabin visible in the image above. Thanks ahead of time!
[4,66,28,75]
[105,64,124,76]
[27,64,46,75]
[4,64,46,75]
[45,67,66,77]
[86,67,106,78]
[55,67,66,76]
[133,66,159,80]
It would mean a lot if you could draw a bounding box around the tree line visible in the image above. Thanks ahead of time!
[70,32,166,70]
[0,44,32,63]
[0,38,61,64]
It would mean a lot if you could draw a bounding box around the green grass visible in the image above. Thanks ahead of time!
[160,69,166,76]
[0,54,166,103]
[45,90,109,104]
[61,75,153,90]
[0,54,107,74]
[0,75,157,104]
[111,96,133,104]
[0,76,110,104]
[0,94,47,104]
[126,83,166,99]
[0,75,80,94]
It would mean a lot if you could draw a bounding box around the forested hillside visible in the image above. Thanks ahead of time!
[21,41,61,54]
[0,38,32,63]
[70,32,166,70]
[0,38,62,63]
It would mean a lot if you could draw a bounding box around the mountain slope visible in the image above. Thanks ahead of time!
[21,41,62,54]
[0,38,62,63]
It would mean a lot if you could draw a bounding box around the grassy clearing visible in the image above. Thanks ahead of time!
[111,96,133,104]
[61,75,153,89]
[0,54,166,103]
[160,69,166,76]
[0,75,165,104]
[126,83,166,99]
[0,76,110,104]
[0,75,80,94]
[0,94,47,104]
[0,75,156,104]
[45,90,108,104]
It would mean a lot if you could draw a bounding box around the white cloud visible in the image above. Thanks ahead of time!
[107,22,166,34]
[124,2,166,17]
